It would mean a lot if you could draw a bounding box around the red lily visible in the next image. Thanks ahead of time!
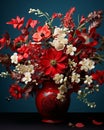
[6,16,24,30]
[26,18,38,28]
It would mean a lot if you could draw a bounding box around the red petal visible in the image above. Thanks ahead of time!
[58,56,67,62]
[37,26,42,32]
[75,122,85,128]
[13,24,18,28]
[92,119,103,125]
[32,33,42,42]
[30,20,38,28]
[57,63,66,70]
[41,59,50,67]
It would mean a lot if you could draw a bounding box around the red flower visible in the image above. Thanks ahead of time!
[0,33,10,50]
[26,18,38,28]
[32,25,51,42]
[6,16,24,30]
[52,13,63,19]
[63,7,76,29]
[41,48,68,77]
[17,44,29,61]
[14,35,26,44]
[0,37,6,50]
[9,84,23,99]
[76,29,98,47]
[79,16,86,25]
[92,70,104,85]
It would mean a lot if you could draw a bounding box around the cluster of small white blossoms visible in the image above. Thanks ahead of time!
[71,72,80,83]
[79,58,95,72]
[50,27,68,51]
[15,64,34,84]
[68,59,77,70]
[51,27,77,56]
[53,73,68,102]
[10,52,36,84]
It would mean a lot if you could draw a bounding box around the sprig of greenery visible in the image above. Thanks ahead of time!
[28,8,52,26]
[0,71,9,78]
[77,85,100,108]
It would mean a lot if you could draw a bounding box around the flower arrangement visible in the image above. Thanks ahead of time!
[0,7,104,108]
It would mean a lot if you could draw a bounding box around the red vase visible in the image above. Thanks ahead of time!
[35,81,70,123]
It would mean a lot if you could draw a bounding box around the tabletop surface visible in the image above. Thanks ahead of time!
[0,113,104,130]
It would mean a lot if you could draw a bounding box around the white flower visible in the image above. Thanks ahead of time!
[79,58,95,72]
[16,64,34,74]
[56,93,65,102]
[58,85,68,94]
[51,36,68,51]
[53,73,64,84]
[78,90,82,95]
[66,45,77,56]
[53,27,66,37]
[10,53,18,64]
[84,75,93,85]
[22,72,32,84]
[71,72,80,83]
[31,42,41,44]
[68,59,77,69]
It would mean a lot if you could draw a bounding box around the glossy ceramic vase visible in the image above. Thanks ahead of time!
[35,81,70,123]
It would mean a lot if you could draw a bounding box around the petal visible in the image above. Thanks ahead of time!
[57,63,66,70]
[37,26,42,32]
[41,59,50,67]
[58,56,67,62]
[32,33,42,42]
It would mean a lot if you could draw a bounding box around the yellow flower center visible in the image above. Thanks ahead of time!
[50,60,57,66]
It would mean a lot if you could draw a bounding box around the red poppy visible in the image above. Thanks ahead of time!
[9,84,23,99]
[32,25,51,42]
[92,70,104,85]
[40,48,68,77]
[6,16,24,30]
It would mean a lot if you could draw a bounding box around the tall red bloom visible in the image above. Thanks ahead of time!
[9,84,23,99]
[41,48,68,77]
[6,16,24,30]
[63,7,76,29]
[32,25,51,42]
[92,70,104,85]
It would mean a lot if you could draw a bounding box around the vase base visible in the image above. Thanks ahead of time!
[42,119,63,123]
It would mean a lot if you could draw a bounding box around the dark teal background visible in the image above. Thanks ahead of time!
[0,0,104,112]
